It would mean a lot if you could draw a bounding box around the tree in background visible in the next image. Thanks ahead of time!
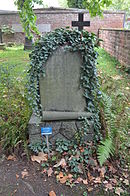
[108,0,130,17]
[67,0,85,9]
[67,0,112,16]
[58,0,68,8]
[14,0,112,38]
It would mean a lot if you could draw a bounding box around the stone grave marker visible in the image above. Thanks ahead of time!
[28,47,94,145]
[37,24,51,33]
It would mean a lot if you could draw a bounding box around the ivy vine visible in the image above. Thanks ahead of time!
[28,28,102,143]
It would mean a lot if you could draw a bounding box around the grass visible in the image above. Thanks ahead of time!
[0,45,30,83]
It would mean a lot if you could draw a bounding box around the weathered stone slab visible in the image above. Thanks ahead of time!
[40,47,86,112]
[12,24,23,32]
[37,24,51,33]
[60,121,77,139]
[42,111,92,121]
[0,43,5,50]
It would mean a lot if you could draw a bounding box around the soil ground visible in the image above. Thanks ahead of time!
[0,150,112,196]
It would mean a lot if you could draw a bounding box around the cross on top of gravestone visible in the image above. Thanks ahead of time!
[72,13,90,31]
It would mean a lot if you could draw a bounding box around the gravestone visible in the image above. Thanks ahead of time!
[28,47,94,144]
[0,29,2,43]
[24,37,33,50]
[37,24,51,33]
[12,24,23,33]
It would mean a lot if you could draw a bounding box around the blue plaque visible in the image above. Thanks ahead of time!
[41,127,52,136]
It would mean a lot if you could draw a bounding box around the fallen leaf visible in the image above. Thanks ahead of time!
[87,187,93,192]
[57,172,64,179]
[83,179,88,185]
[54,171,58,175]
[57,172,69,184]
[77,177,83,182]
[103,180,108,184]
[105,183,113,191]
[110,178,117,184]
[122,172,129,178]
[31,152,48,163]
[7,155,16,161]
[41,169,47,174]
[98,167,106,178]
[74,177,83,184]
[79,147,84,153]
[53,158,66,168]
[47,168,53,177]
[123,179,129,186]
[68,174,73,179]
[21,169,29,179]
[88,171,94,182]
[49,190,56,196]
[109,165,117,174]
[115,187,124,196]
[94,177,101,184]
[16,174,19,179]
[60,176,68,184]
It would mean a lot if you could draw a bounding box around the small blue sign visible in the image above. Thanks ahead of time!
[41,127,52,136]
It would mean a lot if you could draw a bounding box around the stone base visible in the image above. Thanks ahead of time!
[24,37,33,50]
[0,43,5,50]
[28,114,94,145]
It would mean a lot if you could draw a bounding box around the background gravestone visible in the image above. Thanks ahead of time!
[24,37,33,50]
[29,47,94,144]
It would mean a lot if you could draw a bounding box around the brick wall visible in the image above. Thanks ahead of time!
[99,28,130,68]
[0,8,125,44]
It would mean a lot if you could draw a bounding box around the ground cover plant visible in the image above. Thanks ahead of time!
[0,44,129,195]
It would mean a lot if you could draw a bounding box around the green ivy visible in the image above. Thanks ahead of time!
[28,28,101,143]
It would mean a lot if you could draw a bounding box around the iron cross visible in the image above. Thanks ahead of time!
[72,13,90,31]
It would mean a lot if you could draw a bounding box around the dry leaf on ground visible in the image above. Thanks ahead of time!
[83,179,88,185]
[16,174,19,179]
[47,167,53,177]
[57,172,63,179]
[74,177,83,184]
[7,155,16,161]
[98,167,106,178]
[115,187,124,196]
[56,172,69,184]
[94,177,101,184]
[109,165,117,174]
[21,169,29,179]
[59,176,68,184]
[105,183,113,191]
[88,171,94,182]
[122,172,129,178]
[31,152,48,163]
[123,179,129,186]
[110,178,117,184]
[53,158,66,168]
[68,174,73,179]
[41,169,47,174]
[49,190,56,196]
[87,187,93,192]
